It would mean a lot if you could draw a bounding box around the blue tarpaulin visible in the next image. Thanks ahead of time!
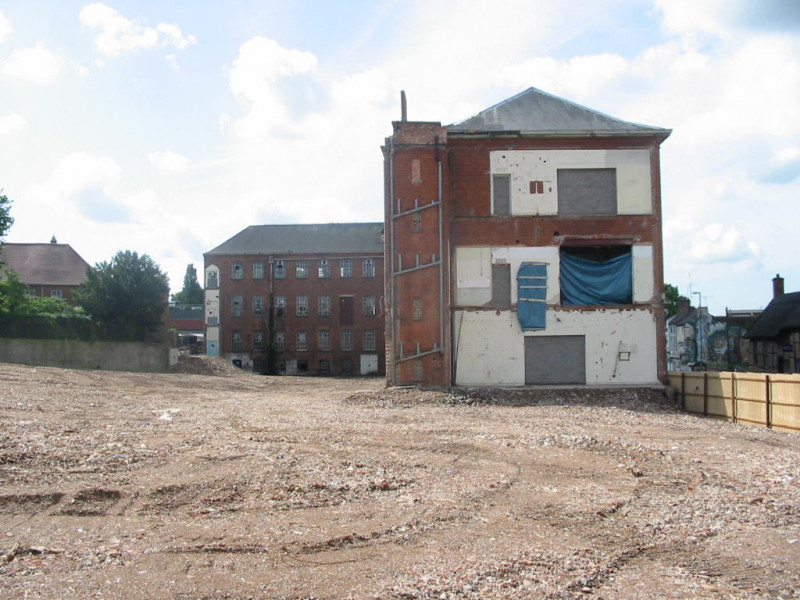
[517,263,547,330]
[560,251,632,305]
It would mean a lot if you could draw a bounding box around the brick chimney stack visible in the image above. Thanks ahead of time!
[773,274,785,299]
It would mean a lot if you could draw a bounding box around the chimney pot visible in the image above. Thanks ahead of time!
[773,274,785,298]
[400,90,407,122]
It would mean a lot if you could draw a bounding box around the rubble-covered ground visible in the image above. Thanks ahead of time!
[1,358,799,599]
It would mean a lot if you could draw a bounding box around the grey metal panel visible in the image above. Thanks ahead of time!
[448,87,671,137]
[525,335,586,385]
[492,263,511,310]
[557,169,617,216]
[493,175,510,216]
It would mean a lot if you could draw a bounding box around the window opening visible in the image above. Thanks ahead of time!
[341,329,353,351]
[363,258,376,277]
[559,245,632,305]
[296,330,308,351]
[274,260,286,279]
[253,295,264,316]
[364,329,376,351]
[363,295,376,316]
[296,295,309,316]
[318,295,331,316]
[232,262,243,280]
[340,258,353,278]
[296,260,308,279]
[253,261,265,279]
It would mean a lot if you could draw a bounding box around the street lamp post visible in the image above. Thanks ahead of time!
[693,291,703,365]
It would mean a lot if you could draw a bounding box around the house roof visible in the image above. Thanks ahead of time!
[205,223,385,256]
[447,87,671,138]
[745,292,800,339]
[0,243,90,286]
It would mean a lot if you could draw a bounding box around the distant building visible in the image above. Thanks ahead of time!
[746,275,800,373]
[0,240,90,303]
[165,303,205,353]
[383,87,671,386]
[204,223,385,376]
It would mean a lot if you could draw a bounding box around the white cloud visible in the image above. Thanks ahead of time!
[0,11,12,44]
[228,36,318,138]
[0,113,26,136]
[49,152,122,196]
[685,224,762,268]
[79,2,196,57]
[1,44,67,85]
[148,150,191,173]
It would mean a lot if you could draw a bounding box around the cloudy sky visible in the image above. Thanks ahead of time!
[1,0,798,314]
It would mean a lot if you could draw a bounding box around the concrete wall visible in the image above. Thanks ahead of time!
[454,308,659,386]
[0,339,169,372]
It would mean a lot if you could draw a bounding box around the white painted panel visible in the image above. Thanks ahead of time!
[206,326,219,343]
[454,307,659,386]
[490,149,653,216]
[454,310,525,385]
[527,309,659,384]
[455,247,491,306]
[632,245,654,303]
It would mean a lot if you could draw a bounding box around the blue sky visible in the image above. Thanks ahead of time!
[1,0,799,315]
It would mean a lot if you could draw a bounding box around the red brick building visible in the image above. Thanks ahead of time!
[203,223,385,375]
[0,240,90,303]
[383,88,671,386]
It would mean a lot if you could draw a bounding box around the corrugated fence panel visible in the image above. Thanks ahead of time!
[668,371,800,432]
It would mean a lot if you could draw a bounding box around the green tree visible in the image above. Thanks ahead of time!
[75,250,169,341]
[171,263,203,304]
[665,283,681,318]
[0,192,14,268]
[0,270,29,313]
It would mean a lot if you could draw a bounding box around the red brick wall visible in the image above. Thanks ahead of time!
[205,253,385,375]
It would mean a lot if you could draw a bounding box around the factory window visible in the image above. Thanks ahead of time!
[363,295,376,316]
[232,262,244,280]
[363,258,376,278]
[274,331,285,352]
[296,260,308,279]
[253,295,264,316]
[319,295,331,316]
[297,330,308,352]
[364,329,376,351]
[274,260,286,279]
[231,296,244,317]
[296,295,309,316]
[341,258,353,278]
[253,261,265,279]
[318,259,331,278]
[253,331,265,351]
[318,329,331,351]
[341,329,353,351]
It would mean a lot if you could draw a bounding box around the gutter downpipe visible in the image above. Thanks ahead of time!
[437,140,444,362]
[389,135,397,386]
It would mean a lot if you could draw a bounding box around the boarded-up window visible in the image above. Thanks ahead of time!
[491,264,511,310]
[517,263,547,330]
[557,168,617,216]
[492,175,510,216]
[340,296,354,325]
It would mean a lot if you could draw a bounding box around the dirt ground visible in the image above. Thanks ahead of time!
[1,358,799,600]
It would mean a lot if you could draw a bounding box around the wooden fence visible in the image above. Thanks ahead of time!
[667,371,800,433]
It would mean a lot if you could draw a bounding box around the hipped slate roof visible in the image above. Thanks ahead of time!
[448,87,671,138]
[0,243,90,286]
[206,223,384,256]
[745,292,800,339]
